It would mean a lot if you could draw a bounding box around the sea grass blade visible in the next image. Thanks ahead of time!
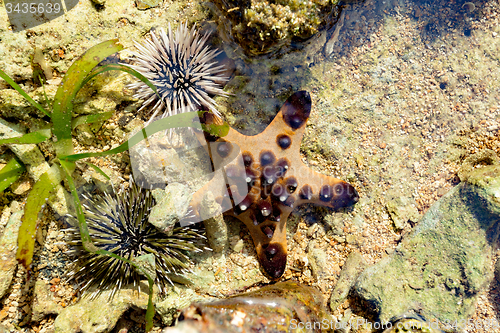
[0,68,51,118]
[81,63,159,97]
[16,169,59,268]
[59,111,228,162]
[59,159,155,332]
[84,162,110,180]
[72,112,114,129]
[52,40,124,156]
[0,128,51,145]
[0,157,26,193]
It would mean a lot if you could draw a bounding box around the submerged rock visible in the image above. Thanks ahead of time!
[32,279,64,322]
[354,165,500,328]
[0,211,23,299]
[149,183,192,235]
[199,191,228,254]
[212,0,341,57]
[54,288,149,333]
[329,251,367,311]
[164,281,332,332]
[385,196,420,230]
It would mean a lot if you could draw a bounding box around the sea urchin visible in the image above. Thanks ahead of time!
[125,22,229,122]
[65,180,206,300]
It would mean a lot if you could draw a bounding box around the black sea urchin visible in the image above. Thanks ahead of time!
[126,22,229,122]
[65,181,205,299]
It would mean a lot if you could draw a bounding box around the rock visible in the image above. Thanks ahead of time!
[155,286,205,326]
[148,183,192,234]
[466,164,500,216]
[54,288,149,333]
[10,179,32,195]
[135,0,161,10]
[199,191,227,254]
[232,238,244,253]
[329,251,367,311]
[0,211,22,299]
[90,0,106,6]
[89,166,120,194]
[212,0,340,57]
[458,149,498,181]
[354,165,500,324]
[129,129,212,189]
[385,197,420,230]
[74,125,96,146]
[31,279,64,322]
[307,242,328,280]
[167,281,331,332]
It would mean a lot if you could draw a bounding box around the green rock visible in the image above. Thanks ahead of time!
[133,253,157,282]
[354,165,500,326]
[466,165,500,217]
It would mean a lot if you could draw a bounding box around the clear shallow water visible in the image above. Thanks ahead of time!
[0,0,499,331]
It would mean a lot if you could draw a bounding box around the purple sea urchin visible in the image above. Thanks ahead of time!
[126,22,229,122]
[65,181,206,300]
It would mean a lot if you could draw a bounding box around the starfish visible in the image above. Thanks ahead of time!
[188,91,359,279]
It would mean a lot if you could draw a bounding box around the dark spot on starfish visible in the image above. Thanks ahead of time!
[299,185,313,200]
[259,243,287,280]
[275,158,290,178]
[262,225,275,238]
[216,141,232,158]
[262,165,277,185]
[271,184,290,205]
[276,134,292,149]
[242,152,253,167]
[282,91,311,130]
[271,183,285,198]
[283,196,295,208]
[260,151,275,166]
[258,200,272,217]
[319,185,333,202]
[234,196,252,215]
[285,177,298,193]
[330,182,359,208]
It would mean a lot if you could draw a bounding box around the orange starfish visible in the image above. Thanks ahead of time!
[189,91,359,279]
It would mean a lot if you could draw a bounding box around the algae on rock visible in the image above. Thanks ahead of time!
[212,0,340,56]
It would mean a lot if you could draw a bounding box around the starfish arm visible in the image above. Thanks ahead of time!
[282,160,359,210]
